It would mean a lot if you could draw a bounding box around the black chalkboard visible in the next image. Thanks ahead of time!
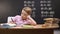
[0,0,60,24]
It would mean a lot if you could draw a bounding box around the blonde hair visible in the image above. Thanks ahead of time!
[22,7,32,15]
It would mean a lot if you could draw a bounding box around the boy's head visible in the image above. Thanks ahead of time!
[22,7,32,15]
[21,7,32,20]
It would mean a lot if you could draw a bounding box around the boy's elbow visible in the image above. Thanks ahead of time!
[31,22,37,26]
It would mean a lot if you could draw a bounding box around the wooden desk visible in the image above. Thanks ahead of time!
[0,24,59,34]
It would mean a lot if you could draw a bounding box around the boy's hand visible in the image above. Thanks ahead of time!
[27,15,32,19]
[27,15,37,26]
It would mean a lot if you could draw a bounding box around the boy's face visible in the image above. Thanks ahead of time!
[21,10,29,20]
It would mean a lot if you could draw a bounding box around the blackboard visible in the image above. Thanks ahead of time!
[0,0,60,24]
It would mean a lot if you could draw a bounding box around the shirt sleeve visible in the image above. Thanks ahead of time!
[27,19,32,24]
[13,15,21,22]
[12,15,20,22]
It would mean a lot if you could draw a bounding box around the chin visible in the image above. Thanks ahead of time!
[22,18,27,20]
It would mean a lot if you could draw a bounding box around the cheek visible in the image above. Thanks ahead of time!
[21,14,28,19]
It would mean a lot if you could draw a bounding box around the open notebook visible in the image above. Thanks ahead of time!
[0,23,16,28]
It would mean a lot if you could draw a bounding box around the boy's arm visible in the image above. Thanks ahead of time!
[8,17,16,24]
[28,15,37,26]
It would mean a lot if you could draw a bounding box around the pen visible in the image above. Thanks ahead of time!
[11,18,14,22]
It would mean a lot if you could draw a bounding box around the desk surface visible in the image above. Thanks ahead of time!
[9,24,59,29]
[0,23,59,29]
[0,23,59,34]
